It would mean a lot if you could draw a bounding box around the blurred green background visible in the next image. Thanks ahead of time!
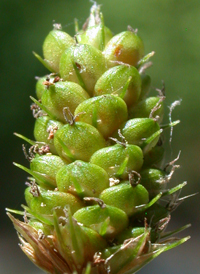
[0,0,199,273]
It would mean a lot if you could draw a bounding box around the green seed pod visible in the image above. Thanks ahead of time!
[140,168,167,198]
[56,160,109,198]
[28,219,54,236]
[143,145,165,168]
[25,186,84,215]
[54,121,106,163]
[94,65,141,107]
[103,30,144,67]
[116,227,146,244]
[90,144,143,179]
[76,3,113,50]
[53,208,107,267]
[59,44,108,96]
[77,25,113,50]
[35,74,60,100]
[119,118,160,149]
[77,225,108,259]
[30,154,66,188]
[101,245,121,259]
[74,94,128,139]
[139,74,151,100]
[35,76,47,99]
[100,181,149,216]
[43,29,75,72]
[73,204,129,239]
[34,116,63,154]
[128,97,164,123]
[41,81,90,123]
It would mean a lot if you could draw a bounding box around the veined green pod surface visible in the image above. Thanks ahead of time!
[128,96,164,123]
[74,94,128,139]
[140,168,167,198]
[30,154,66,188]
[73,204,129,239]
[28,219,54,236]
[43,29,75,72]
[77,25,113,51]
[119,118,160,148]
[100,181,149,216]
[103,30,144,67]
[94,65,141,107]
[59,44,108,96]
[54,121,106,163]
[56,160,109,198]
[35,75,48,100]
[41,81,90,123]
[25,186,84,215]
[90,144,143,179]
[34,116,63,154]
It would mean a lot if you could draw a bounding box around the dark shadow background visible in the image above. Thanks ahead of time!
[0,0,199,273]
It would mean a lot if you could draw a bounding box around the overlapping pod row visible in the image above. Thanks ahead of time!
[9,4,189,274]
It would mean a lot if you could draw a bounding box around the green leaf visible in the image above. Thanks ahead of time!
[161,224,191,239]
[162,181,187,197]
[55,136,76,162]
[33,51,55,72]
[14,133,36,146]
[116,155,129,177]
[141,129,163,154]
[30,96,58,120]
[21,205,54,226]
[13,162,55,189]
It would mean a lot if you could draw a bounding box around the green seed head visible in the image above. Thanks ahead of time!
[8,4,189,274]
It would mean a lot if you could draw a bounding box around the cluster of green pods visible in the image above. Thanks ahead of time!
[13,5,184,270]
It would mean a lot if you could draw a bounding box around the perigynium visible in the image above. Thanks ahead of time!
[7,3,191,274]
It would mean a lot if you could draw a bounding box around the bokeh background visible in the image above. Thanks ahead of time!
[0,0,199,273]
